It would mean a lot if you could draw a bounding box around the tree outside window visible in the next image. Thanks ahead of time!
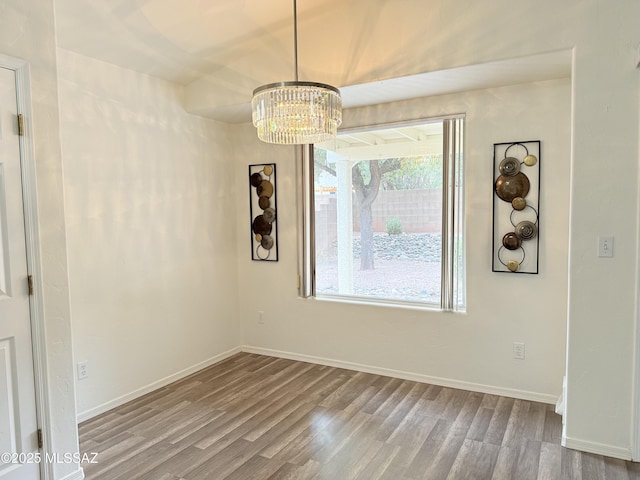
[308,117,465,311]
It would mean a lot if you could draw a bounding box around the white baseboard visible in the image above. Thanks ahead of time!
[563,436,632,461]
[58,468,84,480]
[75,343,633,462]
[241,346,559,405]
[77,347,242,423]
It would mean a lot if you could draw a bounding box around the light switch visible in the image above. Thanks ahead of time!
[598,236,614,257]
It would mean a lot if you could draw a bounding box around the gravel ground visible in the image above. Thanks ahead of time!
[316,233,442,303]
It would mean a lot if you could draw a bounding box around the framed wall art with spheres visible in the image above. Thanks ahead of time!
[249,163,278,261]
[492,141,540,274]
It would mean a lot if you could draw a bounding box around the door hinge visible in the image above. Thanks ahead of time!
[28,275,33,296]
[17,114,24,136]
[37,429,43,449]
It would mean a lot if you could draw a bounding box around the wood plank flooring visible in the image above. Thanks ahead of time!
[79,353,640,480]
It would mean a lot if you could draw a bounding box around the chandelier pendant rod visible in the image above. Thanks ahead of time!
[293,0,299,82]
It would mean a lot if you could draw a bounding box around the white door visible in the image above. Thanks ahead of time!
[0,66,40,479]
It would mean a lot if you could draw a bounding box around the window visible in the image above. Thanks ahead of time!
[300,117,465,311]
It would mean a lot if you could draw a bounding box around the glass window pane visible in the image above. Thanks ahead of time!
[313,122,445,305]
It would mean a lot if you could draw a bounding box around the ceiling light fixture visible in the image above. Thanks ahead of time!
[251,0,342,145]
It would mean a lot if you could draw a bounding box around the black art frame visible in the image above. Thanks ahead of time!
[249,163,278,261]
[492,141,541,274]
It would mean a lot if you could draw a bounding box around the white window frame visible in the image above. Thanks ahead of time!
[298,116,465,312]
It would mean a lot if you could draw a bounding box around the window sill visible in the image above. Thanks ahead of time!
[309,294,466,314]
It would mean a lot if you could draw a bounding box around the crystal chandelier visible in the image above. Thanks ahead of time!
[251,0,342,145]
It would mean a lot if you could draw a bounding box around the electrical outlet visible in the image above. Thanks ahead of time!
[513,342,525,360]
[77,361,88,380]
[257,311,265,325]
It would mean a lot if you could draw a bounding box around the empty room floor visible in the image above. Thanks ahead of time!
[78,353,640,479]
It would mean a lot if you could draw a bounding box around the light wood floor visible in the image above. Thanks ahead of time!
[79,353,640,480]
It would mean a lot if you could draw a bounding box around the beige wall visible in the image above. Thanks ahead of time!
[236,78,571,409]
[57,49,241,419]
[51,0,640,462]
[5,0,636,468]
[0,1,80,479]
[234,0,640,459]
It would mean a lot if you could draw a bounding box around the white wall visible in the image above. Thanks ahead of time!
[0,2,81,479]
[236,79,571,401]
[57,49,241,419]
[44,0,640,463]
[565,24,639,458]
[235,0,640,460]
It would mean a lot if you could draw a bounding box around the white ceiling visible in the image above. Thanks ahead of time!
[54,0,345,84]
[340,51,572,110]
[54,0,572,123]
